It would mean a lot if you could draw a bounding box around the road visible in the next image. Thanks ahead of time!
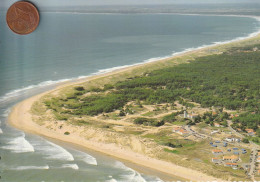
[249,146,257,180]
[185,125,209,139]
[227,120,258,180]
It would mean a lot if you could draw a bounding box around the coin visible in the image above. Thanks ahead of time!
[6,1,40,35]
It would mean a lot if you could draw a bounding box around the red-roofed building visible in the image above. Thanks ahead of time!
[212,149,223,154]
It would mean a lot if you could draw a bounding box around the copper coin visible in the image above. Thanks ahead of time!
[6,1,39,35]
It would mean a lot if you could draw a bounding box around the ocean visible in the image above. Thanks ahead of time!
[0,12,260,182]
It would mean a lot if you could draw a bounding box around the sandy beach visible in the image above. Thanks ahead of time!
[8,19,260,181]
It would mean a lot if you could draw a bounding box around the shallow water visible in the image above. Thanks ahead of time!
[0,12,260,182]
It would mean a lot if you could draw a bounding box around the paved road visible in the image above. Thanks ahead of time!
[227,120,258,180]
[249,146,257,180]
[185,125,209,139]
[227,120,245,139]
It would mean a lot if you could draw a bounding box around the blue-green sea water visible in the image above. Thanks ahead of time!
[0,12,260,182]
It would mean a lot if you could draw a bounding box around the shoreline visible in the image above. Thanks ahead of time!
[8,15,260,181]
[1,14,260,104]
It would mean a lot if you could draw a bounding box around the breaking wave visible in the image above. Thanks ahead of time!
[9,165,49,170]
[31,139,74,161]
[60,164,79,170]
[1,133,34,153]
[113,161,147,182]
[72,150,97,165]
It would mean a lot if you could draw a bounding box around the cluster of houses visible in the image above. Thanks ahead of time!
[211,153,240,169]
[210,140,247,170]
[172,126,189,136]
[210,141,228,147]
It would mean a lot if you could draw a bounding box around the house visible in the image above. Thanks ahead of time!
[257,157,260,163]
[258,151,260,156]
[211,130,220,135]
[242,150,247,154]
[173,127,189,136]
[183,111,198,119]
[258,170,260,175]
[212,112,218,116]
[233,148,239,150]
[212,158,220,163]
[223,142,228,147]
[225,163,238,169]
[177,128,189,135]
[173,127,182,133]
[214,123,221,127]
[211,144,217,147]
[184,111,188,118]
[230,114,239,119]
[223,155,239,162]
[233,152,239,155]
[225,135,241,143]
[212,149,223,154]
[245,129,256,136]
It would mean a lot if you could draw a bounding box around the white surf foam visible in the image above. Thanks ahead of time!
[105,178,118,182]
[113,161,147,182]
[30,139,74,161]
[2,108,11,117]
[72,150,97,165]
[0,128,3,134]
[60,164,79,170]
[1,133,34,153]
[0,79,71,103]
[9,165,49,170]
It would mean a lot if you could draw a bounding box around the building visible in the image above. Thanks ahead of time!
[187,113,199,119]
[223,155,239,162]
[214,123,220,127]
[225,163,238,169]
[177,128,189,135]
[173,127,189,136]
[173,126,182,132]
[257,157,260,163]
[253,47,258,52]
[245,129,256,136]
[211,130,220,135]
[241,149,247,154]
[183,111,198,119]
[184,111,188,118]
[223,142,228,147]
[212,149,223,154]
[212,111,218,116]
[225,135,241,143]
[212,158,220,163]
[230,114,239,119]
